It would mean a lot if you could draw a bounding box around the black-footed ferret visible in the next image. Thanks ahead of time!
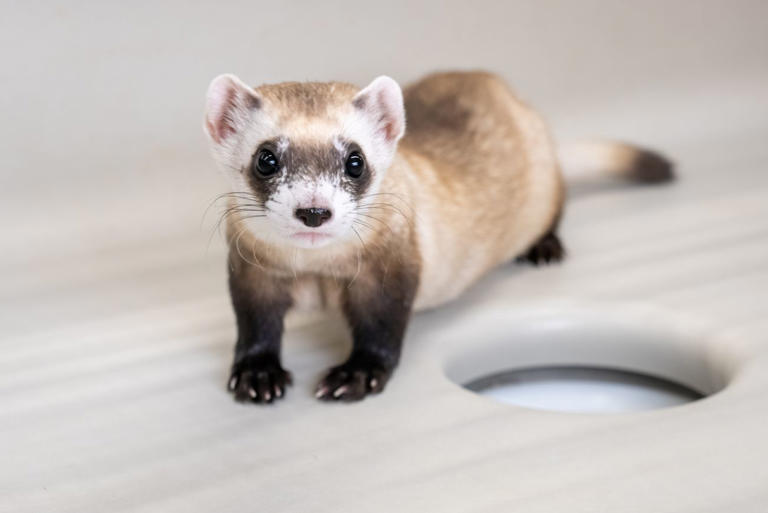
[203,71,672,404]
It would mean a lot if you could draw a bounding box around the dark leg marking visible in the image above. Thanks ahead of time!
[316,261,419,402]
[227,255,293,404]
[518,231,565,266]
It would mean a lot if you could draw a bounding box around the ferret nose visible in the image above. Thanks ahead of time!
[295,207,332,228]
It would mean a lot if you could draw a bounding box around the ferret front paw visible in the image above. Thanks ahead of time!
[228,354,292,404]
[315,355,392,402]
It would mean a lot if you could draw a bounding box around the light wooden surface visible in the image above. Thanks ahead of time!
[2,2,768,512]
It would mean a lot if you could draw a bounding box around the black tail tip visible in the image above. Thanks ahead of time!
[633,150,675,183]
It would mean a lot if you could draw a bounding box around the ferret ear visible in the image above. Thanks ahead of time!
[204,74,261,144]
[353,76,405,145]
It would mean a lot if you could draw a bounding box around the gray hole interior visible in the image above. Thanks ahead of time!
[464,366,704,412]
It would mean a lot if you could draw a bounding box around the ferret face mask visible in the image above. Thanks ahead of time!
[204,74,405,249]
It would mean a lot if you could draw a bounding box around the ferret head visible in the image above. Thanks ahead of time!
[203,74,405,249]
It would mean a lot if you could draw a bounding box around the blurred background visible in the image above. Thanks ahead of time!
[1,0,767,334]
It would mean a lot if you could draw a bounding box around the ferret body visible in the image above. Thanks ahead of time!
[203,71,671,403]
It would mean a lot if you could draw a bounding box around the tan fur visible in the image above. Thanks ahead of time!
[226,71,563,311]
[399,72,563,308]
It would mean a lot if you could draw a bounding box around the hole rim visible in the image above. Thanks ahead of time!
[464,364,706,414]
[440,303,739,414]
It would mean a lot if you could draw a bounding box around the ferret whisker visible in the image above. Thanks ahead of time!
[360,195,414,218]
[223,206,267,218]
[232,222,264,269]
[361,193,413,211]
[218,191,261,200]
[206,203,269,250]
[361,191,411,207]
[352,221,389,257]
[358,201,411,215]
[355,202,414,228]
[202,192,250,229]
[348,227,364,288]
[350,224,367,253]
[208,191,264,208]
[352,217,378,233]
[354,212,395,236]
[352,220,391,254]
[211,207,265,242]
[203,191,265,226]
[352,223,374,240]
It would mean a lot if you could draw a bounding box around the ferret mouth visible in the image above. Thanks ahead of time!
[290,231,334,244]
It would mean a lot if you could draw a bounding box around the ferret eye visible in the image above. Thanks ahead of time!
[345,152,365,178]
[254,149,280,177]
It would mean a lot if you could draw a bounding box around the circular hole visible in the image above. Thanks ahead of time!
[443,308,733,413]
[465,366,703,413]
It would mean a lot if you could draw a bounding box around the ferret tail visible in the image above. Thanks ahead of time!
[558,140,674,186]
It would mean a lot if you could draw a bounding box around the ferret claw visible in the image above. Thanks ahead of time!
[333,385,349,398]
[316,359,391,402]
